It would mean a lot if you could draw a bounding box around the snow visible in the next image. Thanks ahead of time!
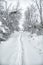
[0,32,43,65]
[0,21,2,26]
[22,32,43,65]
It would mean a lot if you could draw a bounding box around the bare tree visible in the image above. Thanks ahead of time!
[31,0,43,35]
[23,6,37,33]
[33,0,43,25]
[0,0,21,42]
[9,0,21,31]
[23,8,31,31]
[23,0,43,35]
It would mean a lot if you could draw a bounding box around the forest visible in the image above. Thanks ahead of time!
[0,0,43,42]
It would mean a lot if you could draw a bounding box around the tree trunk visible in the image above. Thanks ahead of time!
[40,0,43,25]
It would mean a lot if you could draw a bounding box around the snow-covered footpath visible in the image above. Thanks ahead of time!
[0,31,43,65]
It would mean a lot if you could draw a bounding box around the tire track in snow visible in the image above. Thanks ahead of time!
[18,32,24,65]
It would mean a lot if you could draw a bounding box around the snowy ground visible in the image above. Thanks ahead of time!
[0,31,43,65]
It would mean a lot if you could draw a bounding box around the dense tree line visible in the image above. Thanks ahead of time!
[0,0,43,42]
[0,0,21,42]
[23,0,43,35]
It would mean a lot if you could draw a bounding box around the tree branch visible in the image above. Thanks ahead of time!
[35,0,40,11]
